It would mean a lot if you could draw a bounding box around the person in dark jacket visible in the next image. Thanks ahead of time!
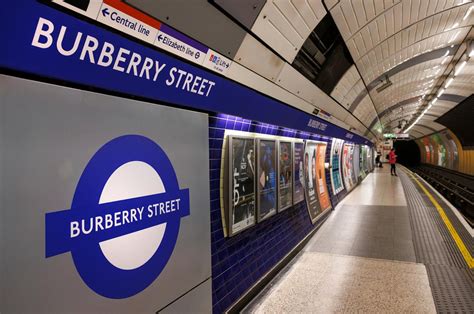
[389,148,397,176]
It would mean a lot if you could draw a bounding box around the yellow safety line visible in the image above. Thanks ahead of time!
[406,170,474,269]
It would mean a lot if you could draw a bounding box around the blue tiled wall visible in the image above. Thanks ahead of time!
[208,114,351,313]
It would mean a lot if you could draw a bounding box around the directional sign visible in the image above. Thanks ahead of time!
[51,0,232,74]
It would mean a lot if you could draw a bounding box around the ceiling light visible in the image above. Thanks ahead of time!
[437,88,445,97]
[449,31,460,44]
[468,40,474,57]
[454,60,467,76]
[441,56,449,64]
[445,77,454,88]
[463,5,473,21]
[451,22,460,29]
[431,97,438,105]
[442,50,450,57]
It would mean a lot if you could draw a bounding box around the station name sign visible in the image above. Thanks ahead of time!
[0,1,372,146]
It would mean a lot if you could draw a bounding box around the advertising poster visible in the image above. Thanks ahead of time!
[330,138,344,195]
[422,137,431,163]
[257,139,277,221]
[429,137,439,166]
[432,134,446,167]
[293,142,305,204]
[304,141,323,223]
[442,131,459,170]
[229,137,256,234]
[278,141,293,211]
[352,145,360,183]
[359,146,367,180]
[367,147,373,171]
[342,143,355,191]
[315,143,331,212]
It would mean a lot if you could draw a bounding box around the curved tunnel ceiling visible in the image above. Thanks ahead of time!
[327,0,474,140]
[126,0,472,142]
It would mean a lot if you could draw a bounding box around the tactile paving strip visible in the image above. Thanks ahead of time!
[400,170,474,313]
[425,264,474,313]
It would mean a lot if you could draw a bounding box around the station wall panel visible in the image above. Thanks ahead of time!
[208,114,354,313]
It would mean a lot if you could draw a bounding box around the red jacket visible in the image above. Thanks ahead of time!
[389,151,397,164]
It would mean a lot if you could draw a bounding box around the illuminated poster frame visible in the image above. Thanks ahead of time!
[304,140,331,224]
[293,141,305,205]
[257,139,277,222]
[315,142,331,212]
[330,138,344,195]
[353,144,360,183]
[226,136,256,236]
[278,140,293,211]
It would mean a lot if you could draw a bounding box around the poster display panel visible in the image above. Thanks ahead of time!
[304,141,322,222]
[441,131,459,170]
[342,143,356,191]
[429,136,439,165]
[367,147,373,171]
[432,134,447,167]
[315,143,331,212]
[330,138,344,195]
[422,137,431,164]
[228,136,256,235]
[257,139,277,221]
[293,142,305,204]
[278,141,293,211]
[359,146,367,179]
[304,141,331,223]
[353,145,360,183]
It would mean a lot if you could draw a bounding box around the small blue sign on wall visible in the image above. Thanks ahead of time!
[45,135,190,299]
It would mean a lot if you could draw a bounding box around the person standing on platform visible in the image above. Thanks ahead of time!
[375,151,383,168]
[389,148,398,176]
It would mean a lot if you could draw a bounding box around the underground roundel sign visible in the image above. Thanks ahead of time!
[45,135,190,299]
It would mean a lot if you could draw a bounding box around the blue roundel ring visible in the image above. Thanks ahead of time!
[70,135,182,299]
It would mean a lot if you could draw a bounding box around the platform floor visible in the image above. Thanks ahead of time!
[245,166,473,313]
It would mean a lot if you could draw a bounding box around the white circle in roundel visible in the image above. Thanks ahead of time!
[98,161,166,270]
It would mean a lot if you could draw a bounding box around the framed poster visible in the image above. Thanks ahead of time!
[315,142,331,212]
[278,141,293,211]
[303,141,322,223]
[228,136,256,236]
[352,144,360,183]
[330,138,344,195]
[342,143,355,192]
[359,145,367,180]
[257,139,277,222]
[293,141,305,204]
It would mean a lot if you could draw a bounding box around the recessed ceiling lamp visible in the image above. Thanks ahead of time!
[449,31,461,44]
[468,40,474,57]
[437,88,445,97]
[445,77,454,88]
[454,60,467,76]
[463,5,473,21]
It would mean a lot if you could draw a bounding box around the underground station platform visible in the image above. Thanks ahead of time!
[1,1,473,313]
[243,166,473,313]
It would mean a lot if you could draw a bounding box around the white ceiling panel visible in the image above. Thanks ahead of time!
[234,34,285,82]
[251,0,327,62]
